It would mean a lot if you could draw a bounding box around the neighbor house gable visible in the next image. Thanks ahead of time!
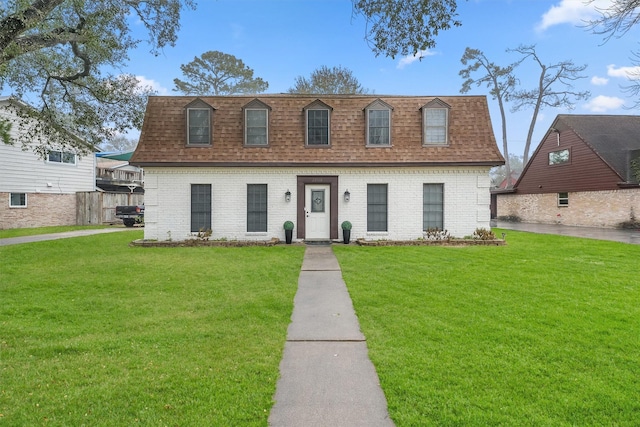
[514,115,640,194]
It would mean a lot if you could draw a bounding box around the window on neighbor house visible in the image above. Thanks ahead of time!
[558,192,569,206]
[367,108,391,146]
[245,109,268,146]
[423,108,448,145]
[187,108,211,145]
[306,109,330,146]
[423,184,444,230]
[191,184,211,232]
[367,184,388,232]
[247,184,267,232]
[10,193,27,207]
[549,149,570,165]
[47,150,76,165]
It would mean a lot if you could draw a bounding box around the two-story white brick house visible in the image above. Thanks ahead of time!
[130,95,504,242]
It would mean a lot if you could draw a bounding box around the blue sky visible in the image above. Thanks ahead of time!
[126,0,640,160]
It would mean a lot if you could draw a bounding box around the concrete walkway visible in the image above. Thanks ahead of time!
[269,246,394,426]
[0,227,138,246]
[495,221,640,245]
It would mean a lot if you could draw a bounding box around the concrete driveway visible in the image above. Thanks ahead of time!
[494,221,640,245]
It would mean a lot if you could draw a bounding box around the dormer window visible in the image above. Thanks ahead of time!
[365,99,393,146]
[243,99,271,146]
[304,100,332,146]
[422,98,450,146]
[185,99,214,145]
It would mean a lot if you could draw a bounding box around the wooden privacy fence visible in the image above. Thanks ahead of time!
[77,191,144,225]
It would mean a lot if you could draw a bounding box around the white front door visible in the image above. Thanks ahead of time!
[305,184,331,240]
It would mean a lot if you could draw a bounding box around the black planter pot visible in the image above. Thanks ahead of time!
[342,229,351,244]
[285,229,293,244]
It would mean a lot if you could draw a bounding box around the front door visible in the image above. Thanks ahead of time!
[305,184,331,240]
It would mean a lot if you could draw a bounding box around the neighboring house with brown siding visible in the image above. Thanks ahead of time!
[496,115,640,227]
[130,94,504,242]
[0,97,96,229]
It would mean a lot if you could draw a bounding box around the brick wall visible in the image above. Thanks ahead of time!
[143,166,492,242]
[497,189,640,227]
[0,192,77,229]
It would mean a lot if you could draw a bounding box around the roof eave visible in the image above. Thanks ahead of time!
[130,161,503,168]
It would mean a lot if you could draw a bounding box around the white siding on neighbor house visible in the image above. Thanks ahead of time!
[143,166,492,242]
[0,102,95,195]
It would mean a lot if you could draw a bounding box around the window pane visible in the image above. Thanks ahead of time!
[425,108,447,144]
[48,151,62,163]
[369,110,390,145]
[10,193,26,207]
[188,109,210,144]
[247,184,267,232]
[191,184,211,232]
[62,152,76,164]
[549,149,569,165]
[367,184,388,232]
[246,110,268,145]
[311,190,325,213]
[423,184,444,230]
[307,110,329,145]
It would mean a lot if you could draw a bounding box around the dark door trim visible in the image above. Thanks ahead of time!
[296,176,339,240]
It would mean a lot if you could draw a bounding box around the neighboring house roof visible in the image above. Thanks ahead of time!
[0,96,95,152]
[130,95,504,167]
[513,114,640,194]
[557,115,640,181]
[96,151,135,161]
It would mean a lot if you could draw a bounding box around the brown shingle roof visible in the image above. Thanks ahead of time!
[130,94,504,167]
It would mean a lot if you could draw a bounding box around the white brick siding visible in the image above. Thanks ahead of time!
[143,166,493,242]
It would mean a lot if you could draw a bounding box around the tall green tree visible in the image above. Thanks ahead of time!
[460,48,518,187]
[289,65,368,94]
[352,0,462,58]
[173,51,268,95]
[0,0,194,157]
[509,45,590,164]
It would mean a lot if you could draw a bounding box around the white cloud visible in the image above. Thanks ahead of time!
[591,76,609,85]
[584,95,624,112]
[397,50,436,69]
[536,0,608,32]
[136,75,169,95]
[607,64,640,80]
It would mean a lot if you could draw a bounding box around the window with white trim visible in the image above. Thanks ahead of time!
[367,109,391,146]
[424,108,448,145]
[10,193,27,207]
[245,109,268,146]
[306,109,330,146]
[47,150,76,165]
[558,192,569,206]
[187,108,211,145]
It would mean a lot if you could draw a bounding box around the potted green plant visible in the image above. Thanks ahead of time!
[341,221,352,244]
[283,221,294,244]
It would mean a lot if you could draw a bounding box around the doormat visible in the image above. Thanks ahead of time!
[304,240,332,246]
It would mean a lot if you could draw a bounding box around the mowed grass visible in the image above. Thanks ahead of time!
[0,225,111,239]
[0,231,305,426]
[333,230,640,426]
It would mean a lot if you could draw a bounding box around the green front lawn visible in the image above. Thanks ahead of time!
[0,232,305,426]
[0,225,111,239]
[333,230,640,426]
